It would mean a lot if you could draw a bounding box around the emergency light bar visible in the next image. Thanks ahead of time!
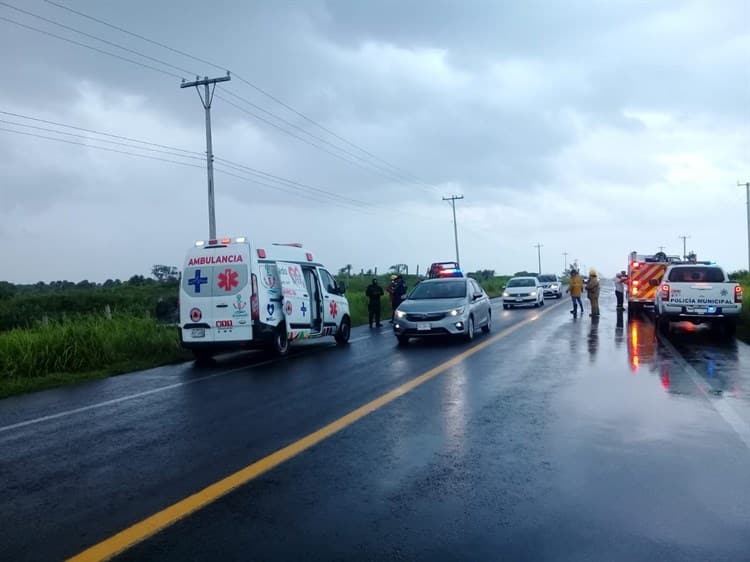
[195,236,247,247]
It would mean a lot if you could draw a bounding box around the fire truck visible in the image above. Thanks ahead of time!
[626,251,681,313]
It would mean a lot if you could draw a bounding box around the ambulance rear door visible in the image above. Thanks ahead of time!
[180,242,252,345]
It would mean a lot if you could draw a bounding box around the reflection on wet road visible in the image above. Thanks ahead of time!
[2,291,749,561]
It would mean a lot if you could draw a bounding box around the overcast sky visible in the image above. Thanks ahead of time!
[1,0,748,284]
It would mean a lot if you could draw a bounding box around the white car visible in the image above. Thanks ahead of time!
[537,274,563,299]
[502,276,545,309]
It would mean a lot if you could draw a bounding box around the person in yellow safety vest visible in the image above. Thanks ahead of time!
[567,269,584,316]
[585,269,601,317]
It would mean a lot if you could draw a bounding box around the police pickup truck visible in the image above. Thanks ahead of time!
[653,263,743,337]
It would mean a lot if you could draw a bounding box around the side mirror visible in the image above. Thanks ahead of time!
[649,278,660,287]
[473,292,483,300]
[338,282,346,294]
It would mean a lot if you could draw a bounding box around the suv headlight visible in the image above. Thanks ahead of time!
[395,310,406,319]
[449,307,465,317]
[530,291,537,296]
[503,291,510,297]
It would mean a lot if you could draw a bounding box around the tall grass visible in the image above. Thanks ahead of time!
[0,316,183,380]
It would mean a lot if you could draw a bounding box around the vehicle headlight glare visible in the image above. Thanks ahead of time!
[450,307,465,317]
[395,310,406,319]
[530,291,537,296]
[503,292,510,297]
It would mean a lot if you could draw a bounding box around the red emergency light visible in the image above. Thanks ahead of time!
[221,237,231,245]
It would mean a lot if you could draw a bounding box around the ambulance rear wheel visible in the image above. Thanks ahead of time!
[271,326,289,356]
[192,349,214,365]
[335,317,351,345]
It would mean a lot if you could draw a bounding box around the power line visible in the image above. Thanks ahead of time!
[221,88,433,190]
[41,0,440,191]
[0,110,203,155]
[215,93,413,186]
[0,121,381,211]
[0,126,206,168]
[0,1,195,76]
[0,118,205,160]
[0,16,184,79]
[1,110,380,208]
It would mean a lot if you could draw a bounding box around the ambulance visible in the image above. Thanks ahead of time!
[626,250,681,313]
[179,236,351,361]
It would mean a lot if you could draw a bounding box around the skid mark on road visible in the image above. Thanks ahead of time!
[658,334,750,450]
[67,303,561,561]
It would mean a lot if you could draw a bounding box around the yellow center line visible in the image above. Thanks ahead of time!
[68,303,560,561]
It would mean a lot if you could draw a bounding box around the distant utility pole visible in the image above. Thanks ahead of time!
[739,181,750,271]
[181,72,231,240]
[534,243,543,274]
[658,245,665,252]
[562,252,568,272]
[678,235,690,260]
[442,195,464,264]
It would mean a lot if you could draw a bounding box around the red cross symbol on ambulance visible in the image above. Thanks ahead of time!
[329,300,338,318]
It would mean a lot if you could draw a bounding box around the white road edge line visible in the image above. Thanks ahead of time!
[1,302,558,434]
[0,328,381,434]
[658,334,750,451]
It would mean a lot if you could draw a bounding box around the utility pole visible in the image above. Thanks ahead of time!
[739,181,750,272]
[442,195,464,264]
[678,235,690,260]
[181,72,231,240]
[534,243,543,274]
[562,252,568,273]
[657,246,665,252]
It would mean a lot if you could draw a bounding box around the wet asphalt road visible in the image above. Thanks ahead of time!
[2,289,750,561]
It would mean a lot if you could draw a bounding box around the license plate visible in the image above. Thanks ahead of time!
[515,297,523,302]
[417,322,431,331]
[191,328,205,338]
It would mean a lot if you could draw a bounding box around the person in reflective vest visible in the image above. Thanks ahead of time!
[586,269,601,317]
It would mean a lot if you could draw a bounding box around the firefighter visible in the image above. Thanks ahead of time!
[586,269,601,317]
[365,278,384,328]
[567,268,584,316]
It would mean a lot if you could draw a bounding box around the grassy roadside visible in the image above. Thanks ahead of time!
[738,283,749,344]
[0,316,190,399]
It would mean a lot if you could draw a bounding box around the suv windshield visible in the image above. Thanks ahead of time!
[507,278,535,288]
[667,267,724,283]
[408,280,466,299]
[538,275,557,282]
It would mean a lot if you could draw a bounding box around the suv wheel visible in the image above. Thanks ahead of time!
[335,317,351,344]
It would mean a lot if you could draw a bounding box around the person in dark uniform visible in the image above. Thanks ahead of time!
[390,275,407,323]
[365,278,384,328]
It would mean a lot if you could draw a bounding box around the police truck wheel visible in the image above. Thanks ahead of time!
[723,320,737,339]
[397,335,410,346]
[335,317,351,344]
[271,326,289,356]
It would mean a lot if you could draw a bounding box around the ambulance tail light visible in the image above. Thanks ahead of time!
[661,284,670,301]
[251,273,259,320]
[736,285,744,304]
[257,248,266,259]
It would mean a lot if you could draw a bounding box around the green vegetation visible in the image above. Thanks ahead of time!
[0,316,190,398]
